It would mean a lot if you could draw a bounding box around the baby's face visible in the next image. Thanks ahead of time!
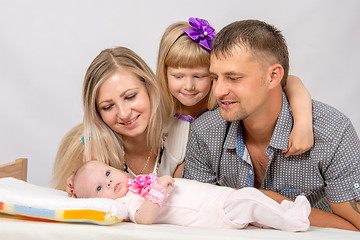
[74,161,130,199]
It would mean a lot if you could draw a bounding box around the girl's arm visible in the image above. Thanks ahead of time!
[283,75,314,157]
[173,161,185,178]
[135,176,174,225]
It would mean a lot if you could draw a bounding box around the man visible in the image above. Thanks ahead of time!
[183,20,360,231]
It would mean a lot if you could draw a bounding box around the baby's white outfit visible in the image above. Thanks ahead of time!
[117,178,311,232]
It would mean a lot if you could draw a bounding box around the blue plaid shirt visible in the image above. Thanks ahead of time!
[183,92,360,212]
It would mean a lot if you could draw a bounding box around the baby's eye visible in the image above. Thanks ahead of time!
[106,171,110,176]
[97,185,102,192]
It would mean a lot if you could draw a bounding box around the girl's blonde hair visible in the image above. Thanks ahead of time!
[52,123,84,190]
[82,46,168,171]
[156,21,217,117]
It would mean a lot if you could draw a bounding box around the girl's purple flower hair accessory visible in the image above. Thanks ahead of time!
[183,17,216,51]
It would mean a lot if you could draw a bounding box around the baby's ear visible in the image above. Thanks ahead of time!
[66,174,77,198]
[67,174,75,187]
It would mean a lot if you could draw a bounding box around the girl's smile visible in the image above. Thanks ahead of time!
[167,66,211,115]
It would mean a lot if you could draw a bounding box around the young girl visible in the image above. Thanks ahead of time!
[157,18,314,176]
[70,160,311,232]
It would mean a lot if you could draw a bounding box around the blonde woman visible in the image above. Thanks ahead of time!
[53,47,176,192]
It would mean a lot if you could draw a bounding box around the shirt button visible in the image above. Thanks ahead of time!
[249,170,253,175]
[354,183,359,188]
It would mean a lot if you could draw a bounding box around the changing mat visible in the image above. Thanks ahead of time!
[0,177,127,225]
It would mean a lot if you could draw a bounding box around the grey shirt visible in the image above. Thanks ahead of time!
[183,92,360,212]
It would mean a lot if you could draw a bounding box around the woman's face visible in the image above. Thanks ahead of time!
[96,69,151,140]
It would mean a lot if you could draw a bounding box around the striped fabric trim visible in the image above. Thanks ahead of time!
[0,202,119,225]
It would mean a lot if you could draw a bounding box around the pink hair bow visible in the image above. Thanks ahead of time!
[127,173,158,197]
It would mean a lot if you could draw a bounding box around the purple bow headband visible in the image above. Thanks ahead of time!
[183,17,216,51]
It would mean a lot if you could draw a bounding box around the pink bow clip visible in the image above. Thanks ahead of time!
[127,174,158,197]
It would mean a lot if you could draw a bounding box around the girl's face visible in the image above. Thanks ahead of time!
[167,66,211,112]
[96,69,151,140]
[74,161,131,199]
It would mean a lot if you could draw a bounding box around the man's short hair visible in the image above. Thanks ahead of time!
[212,19,289,87]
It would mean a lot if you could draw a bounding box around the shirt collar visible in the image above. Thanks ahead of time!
[225,91,293,152]
[268,91,293,151]
[224,120,239,150]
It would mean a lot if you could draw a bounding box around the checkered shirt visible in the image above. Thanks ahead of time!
[183,92,360,212]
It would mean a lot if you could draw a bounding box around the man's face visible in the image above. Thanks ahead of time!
[210,46,270,122]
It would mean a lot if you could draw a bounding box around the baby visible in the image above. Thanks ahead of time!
[71,160,311,232]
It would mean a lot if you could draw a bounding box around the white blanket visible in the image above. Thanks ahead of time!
[0,177,358,239]
[0,177,127,224]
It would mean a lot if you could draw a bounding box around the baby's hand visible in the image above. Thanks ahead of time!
[156,176,175,189]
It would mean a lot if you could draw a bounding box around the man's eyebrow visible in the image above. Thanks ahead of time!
[224,71,241,75]
[209,71,242,77]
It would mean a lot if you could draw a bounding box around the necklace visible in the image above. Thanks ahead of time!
[125,149,152,175]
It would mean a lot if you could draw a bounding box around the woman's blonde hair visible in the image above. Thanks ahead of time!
[156,21,217,117]
[82,46,167,171]
[52,123,84,190]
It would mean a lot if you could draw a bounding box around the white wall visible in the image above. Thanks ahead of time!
[1,0,359,186]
